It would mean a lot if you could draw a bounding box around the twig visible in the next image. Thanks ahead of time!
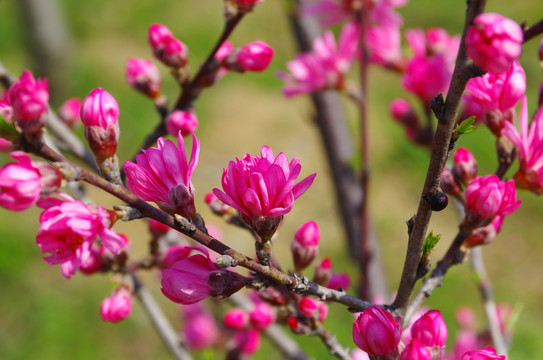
[523,18,543,43]
[132,274,194,360]
[392,0,487,314]
[470,247,508,356]
[314,325,352,360]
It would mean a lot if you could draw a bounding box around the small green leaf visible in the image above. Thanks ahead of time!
[0,115,19,141]
[455,116,476,135]
[423,230,441,255]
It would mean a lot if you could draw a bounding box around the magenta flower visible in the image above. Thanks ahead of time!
[100,287,132,323]
[298,297,319,318]
[278,22,360,96]
[126,58,162,99]
[291,220,320,271]
[8,70,49,134]
[461,346,505,360]
[80,88,120,160]
[224,308,249,331]
[58,97,82,129]
[124,133,199,218]
[366,23,403,69]
[400,339,432,360]
[148,24,188,68]
[161,247,248,304]
[249,302,275,330]
[353,306,402,355]
[237,41,274,72]
[411,309,448,348]
[465,174,521,225]
[466,13,523,74]
[165,110,198,138]
[502,97,543,194]
[36,193,127,278]
[0,151,42,211]
[213,145,316,239]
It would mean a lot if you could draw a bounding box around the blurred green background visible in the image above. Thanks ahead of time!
[0,0,542,359]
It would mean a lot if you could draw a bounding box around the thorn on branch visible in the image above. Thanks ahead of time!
[174,214,196,233]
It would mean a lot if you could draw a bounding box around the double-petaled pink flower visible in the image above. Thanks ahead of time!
[126,58,162,99]
[461,346,505,360]
[36,193,127,278]
[466,13,523,74]
[502,97,543,194]
[278,22,359,96]
[213,145,316,240]
[0,151,42,211]
[8,70,49,134]
[100,287,133,323]
[352,306,402,355]
[124,133,199,218]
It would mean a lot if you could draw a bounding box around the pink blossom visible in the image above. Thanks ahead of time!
[237,41,274,72]
[148,218,171,237]
[58,97,82,129]
[455,307,477,330]
[453,147,478,185]
[400,339,432,360]
[148,24,188,68]
[236,0,264,4]
[0,151,42,211]
[181,303,219,350]
[401,307,429,345]
[298,297,318,318]
[224,308,249,331]
[80,88,120,160]
[36,193,127,278]
[463,216,503,248]
[124,133,199,218]
[461,346,505,360]
[165,110,198,138]
[466,13,523,74]
[327,273,351,291]
[278,22,359,96]
[233,329,261,355]
[161,245,192,268]
[8,70,49,133]
[351,349,370,360]
[161,247,247,304]
[411,309,448,348]
[502,97,543,194]
[352,306,402,355]
[366,23,403,68]
[213,145,315,240]
[314,257,332,285]
[79,244,105,275]
[0,100,13,122]
[465,174,521,224]
[100,287,132,323]
[454,331,482,360]
[291,220,320,270]
[249,302,275,330]
[126,58,162,99]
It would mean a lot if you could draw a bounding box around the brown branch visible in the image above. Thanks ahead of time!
[391,0,487,314]
[314,325,352,360]
[523,18,543,43]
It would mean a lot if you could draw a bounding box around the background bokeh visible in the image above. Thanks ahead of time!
[0,0,542,359]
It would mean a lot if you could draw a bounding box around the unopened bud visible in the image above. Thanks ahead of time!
[148,24,188,68]
[9,70,49,134]
[390,98,419,129]
[249,302,275,330]
[453,147,478,185]
[440,168,462,196]
[126,58,162,99]
[224,308,249,331]
[313,257,332,285]
[237,41,274,72]
[165,110,198,137]
[58,97,82,129]
[291,220,319,271]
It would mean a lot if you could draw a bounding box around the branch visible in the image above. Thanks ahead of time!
[523,18,543,43]
[314,325,352,360]
[392,0,487,313]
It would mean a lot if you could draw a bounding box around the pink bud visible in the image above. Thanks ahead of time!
[8,70,49,134]
[400,339,432,360]
[148,24,188,68]
[411,309,448,348]
[58,97,82,129]
[298,297,319,317]
[466,13,523,74]
[181,303,219,350]
[233,329,261,355]
[390,98,419,129]
[148,24,174,49]
[249,302,275,330]
[236,0,264,4]
[327,273,351,291]
[126,58,162,99]
[454,330,482,359]
[165,110,198,138]
[148,218,171,237]
[291,220,319,270]
[224,308,249,331]
[237,41,274,72]
[441,168,462,197]
[455,307,477,329]
[216,41,233,63]
[351,349,370,360]
[80,88,120,160]
[313,257,332,285]
[0,100,13,123]
[161,245,192,268]
[461,346,505,360]
[0,151,42,211]
[453,147,478,185]
[463,215,503,248]
[353,306,402,355]
[100,287,132,323]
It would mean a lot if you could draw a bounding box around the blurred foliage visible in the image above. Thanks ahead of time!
[0,0,542,359]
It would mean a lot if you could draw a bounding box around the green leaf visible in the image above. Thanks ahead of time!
[0,115,19,141]
[423,230,441,255]
[455,116,476,135]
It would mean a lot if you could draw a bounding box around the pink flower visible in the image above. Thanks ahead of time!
[224,308,249,331]
[0,151,42,211]
[465,174,521,224]
[278,22,360,96]
[400,339,432,360]
[351,349,370,360]
[80,88,120,160]
[181,303,219,350]
[79,244,105,275]
[213,145,315,240]
[161,244,192,268]
[463,215,503,248]
[236,0,264,4]
[411,309,448,348]
[291,220,320,270]
[126,58,162,99]
[352,306,402,355]
[466,13,523,74]
[249,302,275,330]
[314,257,332,285]
[165,110,198,138]
[58,97,82,129]
[461,346,505,360]
[161,247,247,304]
[36,193,127,278]
[454,331,482,360]
[453,147,478,185]
[233,329,261,355]
[148,24,188,68]
[0,100,13,122]
[124,133,199,218]
[298,297,319,317]
[8,70,49,133]
[148,218,171,237]
[100,287,132,323]
[237,41,274,72]
[502,98,543,194]
[327,273,351,291]
[366,23,403,68]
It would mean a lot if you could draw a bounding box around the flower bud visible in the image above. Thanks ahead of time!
[455,307,477,330]
[327,273,351,291]
[181,303,219,350]
[441,168,462,197]
[237,41,274,72]
[298,297,319,318]
[390,98,419,129]
[313,257,332,285]
[161,245,192,268]
[233,329,261,355]
[126,58,162,99]
[58,97,82,129]
[100,287,133,323]
[249,302,275,330]
[0,100,13,123]
[400,339,432,360]
[148,218,171,237]
[165,110,198,137]
[80,88,120,160]
[453,147,478,185]
[352,306,402,355]
[0,151,42,211]
[463,216,503,248]
[9,70,49,134]
[148,24,188,68]
[461,346,505,360]
[224,308,249,331]
[291,220,319,271]
[411,309,448,348]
